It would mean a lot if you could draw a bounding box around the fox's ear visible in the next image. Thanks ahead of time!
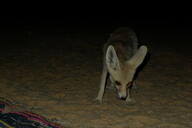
[127,45,148,69]
[106,45,120,71]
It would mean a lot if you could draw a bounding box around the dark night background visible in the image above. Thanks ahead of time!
[0,17,191,55]
[0,18,191,44]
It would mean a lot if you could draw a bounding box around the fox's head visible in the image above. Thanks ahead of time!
[106,45,148,100]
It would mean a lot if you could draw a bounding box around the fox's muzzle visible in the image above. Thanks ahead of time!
[118,91,127,100]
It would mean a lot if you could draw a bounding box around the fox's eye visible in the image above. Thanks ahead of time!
[115,81,121,86]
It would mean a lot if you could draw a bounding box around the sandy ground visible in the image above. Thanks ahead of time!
[0,27,191,128]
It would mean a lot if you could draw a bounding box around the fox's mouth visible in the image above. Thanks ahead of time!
[117,93,127,100]
[120,97,126,100]
[116,95,127,100]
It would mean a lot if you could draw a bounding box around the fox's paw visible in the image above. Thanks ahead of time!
[125,97,136,105]
[95,97,103,104]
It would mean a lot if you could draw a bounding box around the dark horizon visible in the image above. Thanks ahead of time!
[0,18,191,27]
[1,19,191,35]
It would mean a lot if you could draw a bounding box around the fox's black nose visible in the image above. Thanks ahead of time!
[120,97,126,100]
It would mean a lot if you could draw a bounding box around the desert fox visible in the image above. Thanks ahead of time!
[96,27,148,103]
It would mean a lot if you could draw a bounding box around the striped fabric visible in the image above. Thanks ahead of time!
[0,98,62,128]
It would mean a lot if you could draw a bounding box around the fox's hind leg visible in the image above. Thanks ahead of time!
[106,76,115,90]
[110,76,115,87]
[132,80,137,89]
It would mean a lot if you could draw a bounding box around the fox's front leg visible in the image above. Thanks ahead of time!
[96,67,108,103]
[126,88,132,102]
[126,87,136,104]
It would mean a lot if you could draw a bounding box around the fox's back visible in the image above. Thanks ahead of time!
[104,28,138,63]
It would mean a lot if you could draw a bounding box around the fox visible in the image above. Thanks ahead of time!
[96,27,148,103]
